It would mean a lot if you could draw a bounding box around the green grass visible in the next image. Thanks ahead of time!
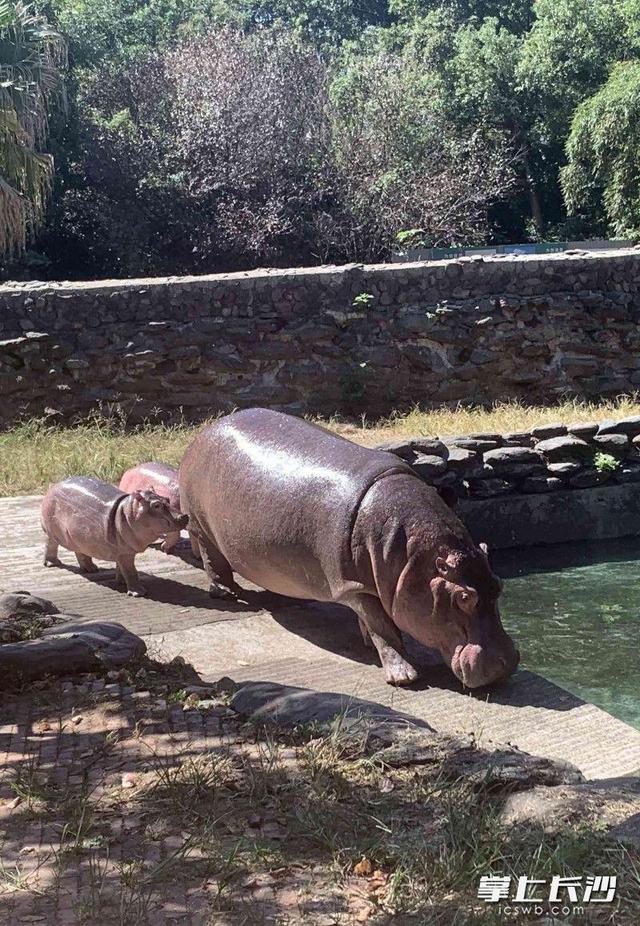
[2,396,640,496]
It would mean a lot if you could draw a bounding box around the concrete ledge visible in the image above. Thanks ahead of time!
[459,483,640,549]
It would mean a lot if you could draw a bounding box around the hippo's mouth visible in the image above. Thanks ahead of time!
[449,641,519,689]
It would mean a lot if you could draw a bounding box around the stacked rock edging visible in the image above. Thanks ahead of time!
[2,248,640,425]
[377,416,640,501]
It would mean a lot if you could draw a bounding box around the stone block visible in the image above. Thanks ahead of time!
[547,461,582,476]
[502,432,534,446]
[411,454,448,479]
[483,446,542,465]
[567,422,599,438]
[597,416,640,436]
[615,465,640,483]
[531,423,568,439]
[485,462,545,478]
[445,447,478,469]
[465,478,513,498]
[375,438,448,460]
[522,475,564,493]
[592,433,630,455]
[448,437,500,452]
[569,469,610,489]
[535,436,592,460]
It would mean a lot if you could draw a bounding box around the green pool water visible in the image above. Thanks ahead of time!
[496,538,640,730]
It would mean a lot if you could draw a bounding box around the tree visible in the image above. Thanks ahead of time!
[561,60,640,238]
[0,1,64,257]
[168,29,335,267]
[518,0,630,141]
[330,47,518,253]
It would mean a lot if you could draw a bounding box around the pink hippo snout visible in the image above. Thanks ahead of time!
[450,635,520,689]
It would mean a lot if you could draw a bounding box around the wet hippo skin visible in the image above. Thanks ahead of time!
[179,409,519,687]
[41,476,188,597]
[119,462,200,556]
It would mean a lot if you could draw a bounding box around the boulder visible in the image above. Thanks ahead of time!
[0,621,146,683]
[0,591,59,620]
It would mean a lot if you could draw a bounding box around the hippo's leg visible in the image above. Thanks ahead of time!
[43,537,62,567]
[358,616,374,649]
[349,595,417,686]
[199,537,239,600]
[160,530,181,554]
[76,553,99,573]
[115,555,146,597]
[189,533,201,559]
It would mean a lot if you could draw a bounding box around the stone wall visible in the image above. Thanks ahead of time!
[378,416,640,548]
[1,248,640,426]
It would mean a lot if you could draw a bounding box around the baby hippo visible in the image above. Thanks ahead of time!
[118,463,198,556]
[41,476,188,597]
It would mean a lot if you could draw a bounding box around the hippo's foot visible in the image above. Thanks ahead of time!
[160,530,181,554]
[79,562,100,574]
[43,557,63,568]
[379,648,418,686]
[384,659,418,686]
[208,582,237,601]
[126,586,147,598]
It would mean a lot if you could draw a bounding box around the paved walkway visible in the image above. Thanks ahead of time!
[4,494,640,781]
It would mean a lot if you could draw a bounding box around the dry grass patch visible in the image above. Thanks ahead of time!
[332,395,640,446]
[2,396,640,495]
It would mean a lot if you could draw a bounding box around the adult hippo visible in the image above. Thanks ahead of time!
[179,408,519,688]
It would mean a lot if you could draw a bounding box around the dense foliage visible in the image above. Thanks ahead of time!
[0,1,64,257]
[1,0,640,278]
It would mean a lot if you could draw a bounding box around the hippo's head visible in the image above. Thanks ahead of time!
[131,490,189,533]
[167,483,182,516]
[393,542,519,688]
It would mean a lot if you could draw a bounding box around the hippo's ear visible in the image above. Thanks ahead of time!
[454,586,478,615]
[130,490,149,514]
[435,556,448,576]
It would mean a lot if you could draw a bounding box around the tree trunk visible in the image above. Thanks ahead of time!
[524,158,544,237]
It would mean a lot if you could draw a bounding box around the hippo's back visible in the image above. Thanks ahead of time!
[179,408,412,598]
[41,477,125,553]
[119,463,178,500]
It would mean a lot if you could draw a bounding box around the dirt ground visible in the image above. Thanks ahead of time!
[2,659,640,926]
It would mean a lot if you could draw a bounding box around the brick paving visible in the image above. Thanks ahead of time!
[0,675,396,925]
